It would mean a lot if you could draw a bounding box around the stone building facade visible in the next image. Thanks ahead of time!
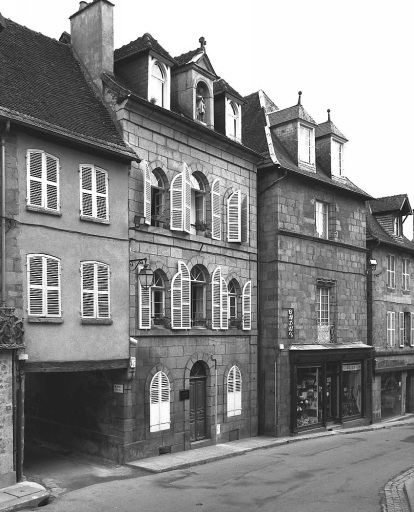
[69,0,260,460]
[366,195,414,421]
[243,91,372,436]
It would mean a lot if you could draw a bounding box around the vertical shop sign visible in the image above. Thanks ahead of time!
[288,308,294,339]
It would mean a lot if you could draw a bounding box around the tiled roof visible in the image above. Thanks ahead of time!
[174,48,202,66]
[242,92,371,198]
[0,19,134,159]
[369,195,411,215]
[316,120,348,141]
[366,210,414,251]
[268,104,316,126]
[114,33,175,64]
[213,78,244,103]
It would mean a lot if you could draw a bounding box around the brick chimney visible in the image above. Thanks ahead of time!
[70,0,114,91]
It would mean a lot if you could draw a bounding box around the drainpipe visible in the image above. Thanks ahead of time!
[210,353,218,435]
[1,119,10,306]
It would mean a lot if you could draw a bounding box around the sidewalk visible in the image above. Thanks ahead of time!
[0,415,412,511]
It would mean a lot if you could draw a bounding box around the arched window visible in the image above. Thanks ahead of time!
[150,371,170,432]
[150,62,165,107]
[191,265,206,327]
[227,365,242,417]
[151,169,165,226]
[190,174,206,234]
[152,270,165,322]
[227,101,240,140]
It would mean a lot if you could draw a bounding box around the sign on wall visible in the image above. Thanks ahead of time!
[287,308,294,339]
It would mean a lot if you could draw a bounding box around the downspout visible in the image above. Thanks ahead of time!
[1,119,10,306]
[210,353,218,436]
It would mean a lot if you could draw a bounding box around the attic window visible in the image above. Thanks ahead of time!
[150,61,166,107]
[393,216,402,236]
[227,101,241,141]
[299,124,315,165]
[332,139,343,176]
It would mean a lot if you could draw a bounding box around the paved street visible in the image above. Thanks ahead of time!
[35,424,414,512]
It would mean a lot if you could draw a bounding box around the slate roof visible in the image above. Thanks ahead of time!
[369,194,411,215]
[174,48,202,66]
[114,33,175,64]
[268,104,316,126]
[0,18,135,159]
[366,209,414,251]
[316,120,348,141]
[242,91,371,199]
[213,78,244,103]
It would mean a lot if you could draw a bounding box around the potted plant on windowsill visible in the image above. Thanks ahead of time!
[151,214,170,230]
[193,220,208,235]
[153,316,170,328]
[230,315,243,329]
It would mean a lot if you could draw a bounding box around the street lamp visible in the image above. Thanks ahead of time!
[129,258,154,290]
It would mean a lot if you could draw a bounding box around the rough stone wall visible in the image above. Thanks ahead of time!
[0,353,14,487]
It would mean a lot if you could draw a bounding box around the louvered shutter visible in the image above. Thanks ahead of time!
[80,165,94,217]
[28,255,44,316]
[95,168,108,220]
[211,178,221,240]
[170,173,183,231]
[183,165,192,234]
[242,281,252,330]
[28,151,43,207]
[211,267,221,330]
[228,190,241,242]
[150,371,170,432]
[328,203,337,240]
[227,366,242,417]
[143,162,151,225]
[171,261,191,329]
[221,275,229,330]
[399,312,404,347]
[96,263,110,318]
[46,257,61,316]
[45,154,59,210]
[139,282,151,329]
[81,262,95,318]
[241,194,249,243]
[411,313,414,347]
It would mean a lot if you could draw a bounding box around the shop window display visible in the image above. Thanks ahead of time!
[381,372,402,420]
[342,363,361,417]
[296,367,322,428]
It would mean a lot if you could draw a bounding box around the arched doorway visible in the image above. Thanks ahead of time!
[189,361,207,441]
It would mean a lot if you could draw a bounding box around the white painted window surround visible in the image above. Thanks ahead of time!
[27,254,61,317]
[150,371,170,432]
[227,365,242,417]
[27,150,59,212]
[148,57,170,109]
[298,124,315,166]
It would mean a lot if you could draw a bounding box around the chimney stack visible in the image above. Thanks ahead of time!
[70,0,114,92]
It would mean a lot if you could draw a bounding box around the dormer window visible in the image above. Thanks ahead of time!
[299,124,315,165]
[226,100,241,141]
[150,61,166,107]
[394,216,402,236]
[332,139,344,176]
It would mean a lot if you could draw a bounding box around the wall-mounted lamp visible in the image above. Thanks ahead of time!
[129,257,154,289]
[369,259,377,271]
[133,214,145,229]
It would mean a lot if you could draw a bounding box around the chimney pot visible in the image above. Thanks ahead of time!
[79,1,88,10]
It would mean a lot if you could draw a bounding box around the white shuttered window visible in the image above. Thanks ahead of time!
[411,313,414,347]
[211,178,221,240]
[139,282,151,329]
[27,150,59,212]
[211,267,228,330]
[81,261,110,318]
[171,261,191,329]
[150,371,171,432]
[170,165,191,233]
[242,281,252,330]
[227,365,242,417]
[27,254,61,317]
[143,161,151,225]
[80,165,109,221]
[227,190,241,242]
[387,311,395,347]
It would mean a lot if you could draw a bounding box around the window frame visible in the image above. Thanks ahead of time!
[402,258,410,291]
[387,311,396,347]
[387,255,396,289]
[191,265,207,326]
[227,365,242,417]
[149,371,171,432]
[315,200,329,239]
[299,124,315,165]
[27,254,61,318]
[81,261,111,320]
[79,164,109,223]
[331,139,343,176]
[150,61,166,107]
[27,149,60,213]
[152,270,166,320]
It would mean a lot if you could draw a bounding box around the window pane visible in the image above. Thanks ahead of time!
[342,363,362,417]
[296,367,322,428]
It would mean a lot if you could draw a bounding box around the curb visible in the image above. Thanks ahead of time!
[0,483,49,512]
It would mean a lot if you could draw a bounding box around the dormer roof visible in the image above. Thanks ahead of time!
[174,46,217,78]
[114,33,175,65]
[268,103,316,127]
[369,194,412,216]
[316,113,348,141]
[213,78,244,103]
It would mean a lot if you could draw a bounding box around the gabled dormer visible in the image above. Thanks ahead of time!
[267,92,317,172]
[214,79,245,143]
[114,33,175,109]
[316,110,348,178]
[171,37,218,129]
[369,194,412,239]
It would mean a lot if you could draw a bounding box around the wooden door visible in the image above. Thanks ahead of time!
[189,377,206,441]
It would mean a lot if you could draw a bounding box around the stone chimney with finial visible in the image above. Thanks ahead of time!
[69,0,115,92]
[315,108,348,177]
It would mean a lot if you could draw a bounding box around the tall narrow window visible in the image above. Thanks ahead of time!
[228,280,238,321]
[170,165,191,233]
[387,311,396,347]
[331,140,343,176]
[152,271,166,320]
[317,286,331,342]
[27,150,59,212]
[227,366,242,417]
[190,174,206,234]
[393,217,402,236]
[315,201,328,238]
[27,254,61,317]
[151,170,165,226]
[211,178,221,240]
[242,281,252,330]
[81,261,110,319]
[299,125,314,164]
[80,165,109,221]
[402,259,410,291]
[387,255,396,288]
[211,267,228,330]
[150,62,165,107]
[191,266,206,327]
[150,371,170,432]
[227,101,240,141]
[171,261,191,329]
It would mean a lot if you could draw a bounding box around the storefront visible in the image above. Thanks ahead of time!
[290,344,372,433]
[380,371,402,420]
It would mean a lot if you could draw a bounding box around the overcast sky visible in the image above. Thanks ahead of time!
[2,0,414,234]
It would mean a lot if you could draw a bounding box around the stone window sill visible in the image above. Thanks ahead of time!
[27,205,61,216]
[81,318,113,325]
[80,215,110,225]
[27,316,63,323]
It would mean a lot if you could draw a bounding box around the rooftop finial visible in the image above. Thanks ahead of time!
[327,109,331,121]
[297,91,302,106]
[199,36,207,51]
